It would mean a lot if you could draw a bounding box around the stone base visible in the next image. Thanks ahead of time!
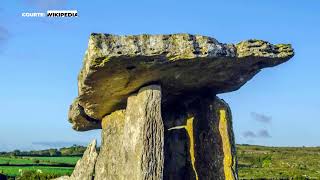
[61,85,238,180]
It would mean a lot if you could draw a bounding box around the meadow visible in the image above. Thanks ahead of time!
[0,166,74,177]
[237,145,320,179]
[0,156,79,177]
[0,145,320,179]
[26,156,80,165]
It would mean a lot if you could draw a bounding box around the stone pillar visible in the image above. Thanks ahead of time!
[53,140,98,180]
[94,110,126,180]
[95,85,164,180]
[163,96,238,180]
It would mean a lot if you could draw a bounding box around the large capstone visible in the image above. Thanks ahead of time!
[68,33,293,131]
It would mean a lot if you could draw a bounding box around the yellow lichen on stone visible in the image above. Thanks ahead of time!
[168,117,198,180]
[219,109,234,180]
[275,43,294,58]
[218,109,234,180]
[185,117,198,180]
[236,39,294,59]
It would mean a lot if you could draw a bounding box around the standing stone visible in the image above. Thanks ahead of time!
[163,95,237,180]
[194,97,237,180]
[95,110,126,180]
[95,85,164,180]
[70,139,98,180]
[53,140,98,180]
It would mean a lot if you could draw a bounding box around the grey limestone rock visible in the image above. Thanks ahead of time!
[53,139,98,180]
[68,34,294,131]
[95,85,163,180]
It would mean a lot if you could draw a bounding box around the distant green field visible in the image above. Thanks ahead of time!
[237,145,320,179]
[0,156,80,165]
[0,166,73,177]
[0,156,80,177]
[1,146,320,179]
[28,156,80,165]
[0,157,34,165]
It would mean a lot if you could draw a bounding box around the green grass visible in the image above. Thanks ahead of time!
[0,166,73,177]
[27,156,80,165]
[0,156,80,177]
[0,157,35,165]
[1,146,320,179]
[237,145,320,179]
[0,156,80,166]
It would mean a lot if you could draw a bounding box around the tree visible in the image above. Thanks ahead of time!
[13,150,21,156]
[49,149,61,156]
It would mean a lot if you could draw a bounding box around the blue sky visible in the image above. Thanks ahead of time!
[0,0,319,151]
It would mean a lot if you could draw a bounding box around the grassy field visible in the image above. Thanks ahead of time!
[237,145,320,179]
[0,156,80,177]
[27,156,80,165]
[0,156,80,166]
[0,166,74,177]
[1,145,320,179]
[0,157,35,165]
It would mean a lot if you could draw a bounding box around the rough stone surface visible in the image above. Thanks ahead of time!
[94,110,126,180]
[53,140,98,180]
[70,139,98,180]
[162,95,237,180]
[68,98,101,131]
[68,33,294,131]
[95,85,164,180]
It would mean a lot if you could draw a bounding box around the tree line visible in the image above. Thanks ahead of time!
[0,145,88,157]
